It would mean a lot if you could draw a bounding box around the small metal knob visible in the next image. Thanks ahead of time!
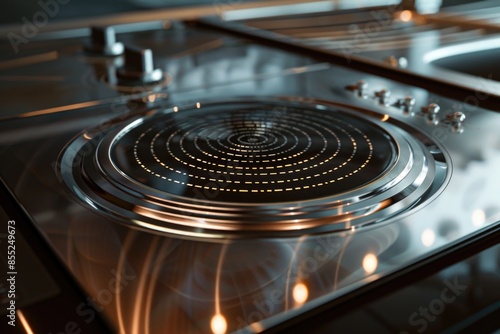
[346,80,368,98]
[445,111,466,133]
[421,103,441,124]
[446,111,466,123]
[375,89,391,105]
[85,26,124,56]
[385,55,408,68]
[398,96,415,113]
[403,96,415,107]
[356,80,368,91]
[116,46,164,85]
[423,103,441,115]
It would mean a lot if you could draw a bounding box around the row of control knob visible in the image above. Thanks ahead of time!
[346,80,466,133]
[84,26,164,86]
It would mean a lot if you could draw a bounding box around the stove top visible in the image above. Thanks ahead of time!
[0,2,499,334]
[59,98,446,238]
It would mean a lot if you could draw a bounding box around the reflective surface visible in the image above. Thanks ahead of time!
[0,18,499,334]
[222,2,500,106]
[80,102,398,202]
[281,241,500,333]
[59,99,447,237]
[429,38,500,82]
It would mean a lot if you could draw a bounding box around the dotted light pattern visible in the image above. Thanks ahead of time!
[111,106,394,203]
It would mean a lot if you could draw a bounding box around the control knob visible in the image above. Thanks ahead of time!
[85,26,124,56]
[375,89,391,106]
[346,80,368,98]
[397,96,416,114]
[116,46,164,85]
[422,103,441,124]
[445,111,466,133]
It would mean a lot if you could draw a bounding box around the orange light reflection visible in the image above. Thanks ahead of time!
[400,10,413,22]
[211,314,227,334]
[362,253,378,274]
[0,51,58,70]
[293,283,309,305]
[18,310,35,334]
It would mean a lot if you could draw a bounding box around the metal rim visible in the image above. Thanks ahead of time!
[58,97,449,239]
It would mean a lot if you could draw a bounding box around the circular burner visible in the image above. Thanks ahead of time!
[58,99,448,238]
[110,105,395,203]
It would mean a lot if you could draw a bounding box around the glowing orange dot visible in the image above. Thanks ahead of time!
[400,10,413,22]
[362,253,378,274]
[293,283,309,305]
[210,314,227,334]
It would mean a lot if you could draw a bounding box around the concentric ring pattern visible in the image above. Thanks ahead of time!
[58,99,448,238]
[112,105,395,203]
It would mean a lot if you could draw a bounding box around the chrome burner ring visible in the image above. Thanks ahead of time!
[58,98,449,239]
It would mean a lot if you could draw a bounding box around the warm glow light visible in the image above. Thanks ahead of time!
[211,314,227,334]
[196,102,201,108]
[163,20,171,29]
[147,94,156,103]
[173,106,179,112]
[249,322,264,332]
[19,100,102,119]
[0,51,58,70]
[472,209,486,227]
[362,253,378,274]
[421,228,436,247]
[17,310,34,334]
[293,283,309,305]
[400,10,413,22]
[381,114,390,122]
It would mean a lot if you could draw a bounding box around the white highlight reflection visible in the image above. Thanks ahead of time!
[421,228,436,247]
[211,314,227,334]
[472,209,486,227]
[293,283,309,305]
[362,253,378,274]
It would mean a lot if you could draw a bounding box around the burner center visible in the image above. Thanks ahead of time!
[236,133,268,145]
